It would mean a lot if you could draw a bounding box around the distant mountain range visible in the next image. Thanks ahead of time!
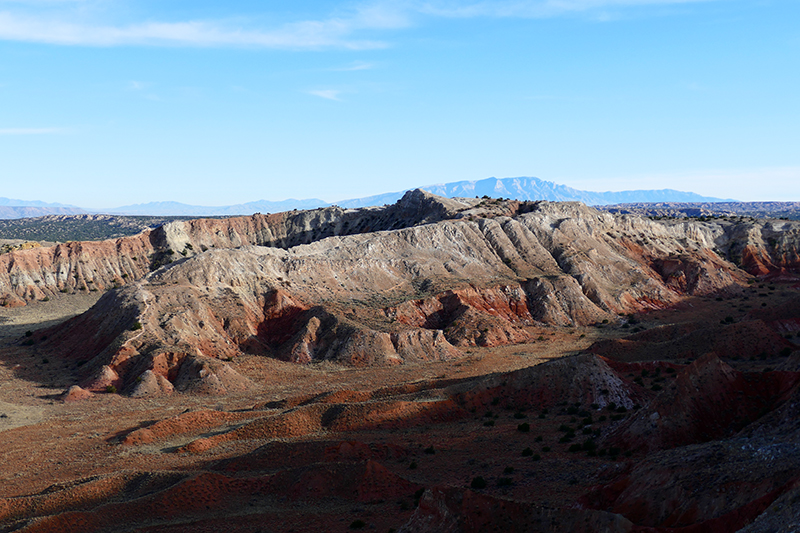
[0,197,86,219]
[338,177,733,209]
[1,177,733,218]
[103,199,328,217]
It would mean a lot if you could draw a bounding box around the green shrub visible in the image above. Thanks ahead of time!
[105,385,117,394]
[470,476,487,489]
[517,423,530,432]
[521,447,533,456]
[130,321,143,331]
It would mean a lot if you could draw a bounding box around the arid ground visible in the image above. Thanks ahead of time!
[1,194,799,532]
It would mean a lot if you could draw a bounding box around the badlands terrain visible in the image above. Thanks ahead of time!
[0,190,799,532]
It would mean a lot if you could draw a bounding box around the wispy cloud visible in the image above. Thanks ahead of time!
[0,127,65,135]
[0,10,393,49]
[127,80,147,91]
[415,0,721,18]
[331,61,376,71]
[307,89,342,101]
[0,0,725,49]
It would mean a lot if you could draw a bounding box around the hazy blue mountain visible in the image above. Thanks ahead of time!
[103,198,328,216]
[0,197,80,208]
[5,177,734,218]
[336,192,406,208]
[0,206,87,219]
[0,197,85,219]
[338,177,733,208]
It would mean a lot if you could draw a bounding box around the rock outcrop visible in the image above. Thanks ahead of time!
[27,192,784,395]
[4,190,798,308]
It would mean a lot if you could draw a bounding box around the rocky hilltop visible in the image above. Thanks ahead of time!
[10,190,798,398]
[5,189,798,308]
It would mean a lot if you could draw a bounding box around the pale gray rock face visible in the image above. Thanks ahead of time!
[29,191,798,395]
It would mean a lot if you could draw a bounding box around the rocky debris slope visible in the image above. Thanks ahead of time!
[399,486,633,533]
[591,319,794,363]
[451,353,652,412]
[602,353,800,453]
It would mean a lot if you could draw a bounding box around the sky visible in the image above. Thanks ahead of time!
[0,0,798,208]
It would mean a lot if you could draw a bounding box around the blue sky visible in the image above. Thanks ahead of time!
[0,0,798,208]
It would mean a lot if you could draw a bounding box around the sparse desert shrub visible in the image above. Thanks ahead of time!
[471,476,487,489]
[497,477,513,487]
[349,520,366,529]
[542,446,551,452]
[424,445,435,454]
[521,447,533,456]
[408,461,417,470]
[483,420,495,427]
[517,423,530,432]
[503,466,514,474]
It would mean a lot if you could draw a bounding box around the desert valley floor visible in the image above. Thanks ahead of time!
[0,192,799,532]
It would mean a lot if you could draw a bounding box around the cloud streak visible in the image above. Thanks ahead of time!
[416,0,721,18]
[0,11,392,49]
[0,0,725,48]
[307,89,342,101]
[0,127,64,135]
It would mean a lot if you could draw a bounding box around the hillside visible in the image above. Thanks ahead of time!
[0,191,798,532]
